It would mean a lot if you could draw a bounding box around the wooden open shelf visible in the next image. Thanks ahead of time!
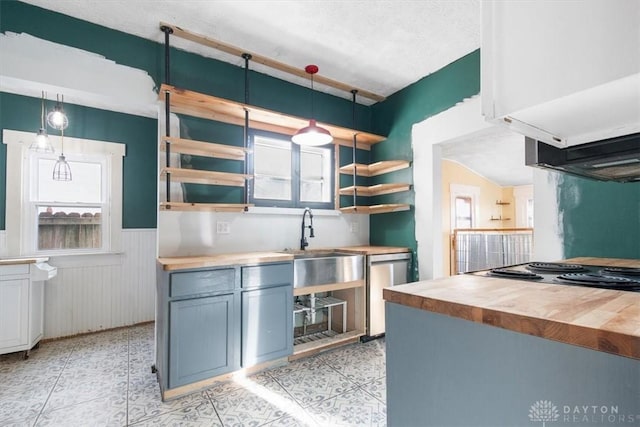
[339,160,410,177]
[160,136,247,161]
[160,202,253,212]
[339,183,411,197]
[340,204,410,215]
[160,167,252,187]
[159,84,386,149]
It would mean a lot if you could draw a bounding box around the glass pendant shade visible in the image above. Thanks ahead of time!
[292,65,333,146]
[292,119,333,146]
[31,91,56,153]
[46,94,69,130]
[30,128,55,153]
[47,106,68,130]
[52,154,72,181]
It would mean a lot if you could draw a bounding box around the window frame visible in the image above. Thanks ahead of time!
[248,130,335,210]
[3,129,125,256]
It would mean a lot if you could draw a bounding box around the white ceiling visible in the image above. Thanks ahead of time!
[440,127,533,187]
[19,0,531,186]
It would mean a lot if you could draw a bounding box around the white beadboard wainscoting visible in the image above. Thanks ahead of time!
[17,229,157,339]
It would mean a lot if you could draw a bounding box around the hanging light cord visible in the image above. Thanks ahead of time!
[40,91,46,128]
[310,72,315,119]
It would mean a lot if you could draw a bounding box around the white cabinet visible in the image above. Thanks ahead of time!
[0,261,56,357]
[481,0,640,147]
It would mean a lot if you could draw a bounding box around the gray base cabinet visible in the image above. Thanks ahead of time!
[169,293,239,388]
[242,285,293,366]
[156,261,293,398]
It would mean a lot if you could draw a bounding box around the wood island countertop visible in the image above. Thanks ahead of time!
[158,252,294,271]
[384,257,640,360]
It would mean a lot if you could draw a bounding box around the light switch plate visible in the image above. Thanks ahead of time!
[216,221,230,234]
[350,222,357,233]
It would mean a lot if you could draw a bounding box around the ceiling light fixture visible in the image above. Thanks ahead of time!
[52,128,72,181]
[292,65,333,146]
[30,91,55,153]
[46,94,69,130]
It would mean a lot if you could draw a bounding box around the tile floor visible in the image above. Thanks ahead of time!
[0,323,387,426]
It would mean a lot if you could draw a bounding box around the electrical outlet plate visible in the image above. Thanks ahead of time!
[216,221,230,234]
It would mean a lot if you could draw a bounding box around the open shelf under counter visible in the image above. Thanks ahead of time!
[160,167,252,187]
[291,330,365,360]
[159,202,253,212]
[340,204,410,215]
[339,160,410,177]
[159,84,386,149]
[339,183,411,197]
[160,136,247,161]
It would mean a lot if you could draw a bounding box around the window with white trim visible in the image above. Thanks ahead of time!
[3,129,124,256]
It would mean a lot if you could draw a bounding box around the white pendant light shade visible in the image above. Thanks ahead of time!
[292,64,333,146]
[292,119,333,146]
[46,94,69,130]
[52,154,72,181]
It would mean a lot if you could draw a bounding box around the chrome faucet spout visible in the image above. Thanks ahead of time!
[300,207,314,250]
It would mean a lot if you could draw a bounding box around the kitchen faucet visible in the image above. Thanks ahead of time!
[300,207,315,250]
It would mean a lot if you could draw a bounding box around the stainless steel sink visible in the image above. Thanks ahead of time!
[280,250,364,288]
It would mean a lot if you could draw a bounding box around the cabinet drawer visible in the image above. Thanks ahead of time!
[242,263,292,289]
[0,264,30,277]
[170,268,236,298]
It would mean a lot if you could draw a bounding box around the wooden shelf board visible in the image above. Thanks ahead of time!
[340,204,410,214]
[160,22,385,103]
[159,84,386,147]
[160,167,252,187]
[291,330,364,359]
[339,160,410,177]
[339,183,411,197]
[160,202,253,212]
[293,280,364,297]
[160,136,246,161]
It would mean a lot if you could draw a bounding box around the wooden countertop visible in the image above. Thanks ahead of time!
[158,252,294,271]
[384,257,640,360]
[158,246,409,271]
[337,246,411,255]
[0,257,48,266]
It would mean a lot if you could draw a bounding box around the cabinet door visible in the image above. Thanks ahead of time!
[0,278,29,352]
[169,293,239,388]
[242,285,293,366]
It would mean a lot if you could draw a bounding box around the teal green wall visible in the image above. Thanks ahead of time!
[370,51,482,279]
[0,1,373,228]
[0,92,158,229]
[558,175,640,259]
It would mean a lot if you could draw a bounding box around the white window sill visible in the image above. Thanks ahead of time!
[45,252,125,268]
[245,206,341,216]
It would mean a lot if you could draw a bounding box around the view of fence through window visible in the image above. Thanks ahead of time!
[35,157,103,251]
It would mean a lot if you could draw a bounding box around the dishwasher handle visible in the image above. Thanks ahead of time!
[368,252,411,265]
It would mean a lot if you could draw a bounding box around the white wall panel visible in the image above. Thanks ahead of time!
[43,229,156,339]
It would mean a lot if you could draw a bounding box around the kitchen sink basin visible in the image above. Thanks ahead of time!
[280,250,364,288]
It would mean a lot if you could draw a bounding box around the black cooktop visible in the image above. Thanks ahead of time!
[473,263,640,292]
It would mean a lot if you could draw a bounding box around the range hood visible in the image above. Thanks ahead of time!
[525,133,640,183]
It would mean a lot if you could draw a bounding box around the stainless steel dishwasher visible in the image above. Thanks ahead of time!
[366,252,411,338]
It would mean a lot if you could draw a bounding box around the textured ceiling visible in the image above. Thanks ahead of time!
[19,1,530,186]
[20,0,481,104]
[440,127,533,187]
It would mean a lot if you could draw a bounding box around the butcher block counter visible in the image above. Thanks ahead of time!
[384,257,640,427]
[384,257,640,359]
[157,252,294,271]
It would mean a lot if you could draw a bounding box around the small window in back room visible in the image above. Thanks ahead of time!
[250,132,334,209]
[32,153,106,251]
[455,196,473,229]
